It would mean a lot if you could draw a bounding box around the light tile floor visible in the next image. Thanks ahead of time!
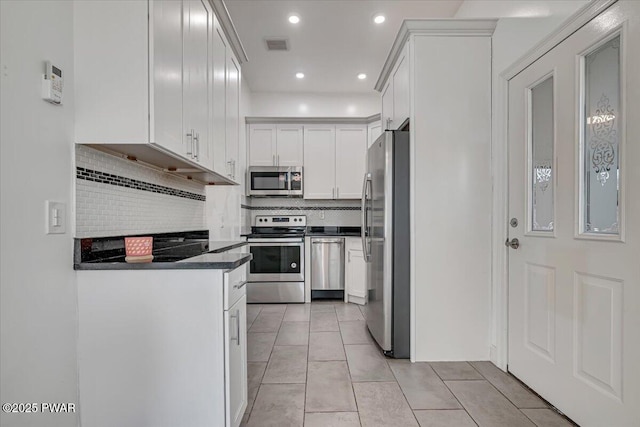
[243,301,576,427]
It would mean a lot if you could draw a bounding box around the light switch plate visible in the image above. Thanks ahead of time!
[46,201,67,234]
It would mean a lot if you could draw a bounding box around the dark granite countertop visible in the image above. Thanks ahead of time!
[305,226,361,237]
[74,232,251,270]
[75,253,251,271]
[208,241,248,253]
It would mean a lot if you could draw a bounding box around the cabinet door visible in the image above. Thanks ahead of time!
[226,50,240,181]
[347,249,366,301]
[212,20,227,175]
[303,126,336,199]
[249,124,277,166]
[225,295,247,427]
[276,125,304,166]
[183,0,211,165]
[335,125,367,199]
[367,121,382,148]
[152,0,183,156]
[381,80,393,131]
[392,48,410,129]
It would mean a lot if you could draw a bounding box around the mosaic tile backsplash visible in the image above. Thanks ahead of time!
[246,198,361,227]
[75,145,206,238]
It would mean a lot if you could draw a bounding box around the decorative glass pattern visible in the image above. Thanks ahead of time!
[530,77,554,232]
[583,36,621,235]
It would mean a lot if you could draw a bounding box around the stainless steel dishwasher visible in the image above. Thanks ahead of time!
[310,237,345,292]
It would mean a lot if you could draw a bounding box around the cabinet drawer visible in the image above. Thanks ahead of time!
[224,265,247,310]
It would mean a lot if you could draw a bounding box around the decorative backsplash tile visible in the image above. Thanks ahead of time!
[75,146,206,238]
[245,198,361,227]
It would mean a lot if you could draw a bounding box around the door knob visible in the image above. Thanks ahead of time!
[505,238,520,249]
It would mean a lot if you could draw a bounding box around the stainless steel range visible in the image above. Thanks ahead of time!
[246,215,306,303]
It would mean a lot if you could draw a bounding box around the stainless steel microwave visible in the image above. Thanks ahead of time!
[247,166,303,197]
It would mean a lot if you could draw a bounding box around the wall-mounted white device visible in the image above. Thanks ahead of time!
[42,61,63,105]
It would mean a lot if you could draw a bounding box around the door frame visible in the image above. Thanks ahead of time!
[491,0,619,370]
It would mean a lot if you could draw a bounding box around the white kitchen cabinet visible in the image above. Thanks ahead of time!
[335,125,367,199]
[248,125,277,166]
[380,44,409,131]
[345,237,366,305]
[381,80,393,131]
[73,0,243,184]
[225,51,241,181]
[276,125,304,166]
[225,294,247,427]
[392,47,410,129]
[248,124,303,167]
[183,0,212,168]
[77,261,250,427]
[212,20,228,175]
[368,121,382,147]
[303,125,337,199]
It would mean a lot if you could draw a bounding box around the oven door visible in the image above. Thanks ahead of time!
[247,239,304,282]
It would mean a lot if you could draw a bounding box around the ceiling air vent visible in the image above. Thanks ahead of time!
[264,38,289,51]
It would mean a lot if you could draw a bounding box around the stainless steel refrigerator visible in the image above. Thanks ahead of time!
[361,130,410,358]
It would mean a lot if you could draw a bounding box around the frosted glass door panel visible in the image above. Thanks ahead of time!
[582,36,621,235]
[530,76,554,232]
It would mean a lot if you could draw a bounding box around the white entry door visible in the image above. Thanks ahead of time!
[507,2,639,426]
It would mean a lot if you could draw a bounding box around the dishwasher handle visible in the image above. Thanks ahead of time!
[311,238,344,244]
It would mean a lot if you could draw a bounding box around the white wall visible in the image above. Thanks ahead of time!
[455,0,588,367]
[249,91,379,117]
[0,1,79,426]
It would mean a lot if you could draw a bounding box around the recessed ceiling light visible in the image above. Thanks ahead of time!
[288,14,300,24]
[357,73,367,80]
[373,14,385,24]
[295,72,305,79]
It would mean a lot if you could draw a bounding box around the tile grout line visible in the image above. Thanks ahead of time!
[432,364,480,427]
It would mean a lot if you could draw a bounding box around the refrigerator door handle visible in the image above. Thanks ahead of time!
[361,173,371,261]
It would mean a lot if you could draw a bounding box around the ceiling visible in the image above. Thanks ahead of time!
[225,0,464,93]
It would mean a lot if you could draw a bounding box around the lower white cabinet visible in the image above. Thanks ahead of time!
[225,294,247,427]
[77,264,249,427]
[345,237,366,305]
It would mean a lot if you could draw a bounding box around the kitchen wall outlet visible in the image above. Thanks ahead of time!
[46,201,67,234]
[319,210,325,220]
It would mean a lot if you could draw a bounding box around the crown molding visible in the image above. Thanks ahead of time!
[374,19,497,91]
[209,0,249,64]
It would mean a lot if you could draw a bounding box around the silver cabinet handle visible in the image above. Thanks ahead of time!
[186,130,194,157]
[227,160,233,178]
[336,187,340,199]
[277,154,280,166]
[332,188,335,199]
[273,154,276,166]
[232,159,236,180]
[194,132,200,161]
[230,310,240,344]
[233,280,247,290]
[235,308,240,346]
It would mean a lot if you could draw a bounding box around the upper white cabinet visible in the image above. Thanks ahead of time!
[276,125,304,166]
[248,124,304,167]
[248,125,277,166]
[225,52,241,181]
[303,124,367,200]
[380,44,409,131]
[367,121,382,147]
[183,0,212,168]
[335,125,367,199]
[303,125,336,199]
[212,21,228,176]
[73,0,244,184]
